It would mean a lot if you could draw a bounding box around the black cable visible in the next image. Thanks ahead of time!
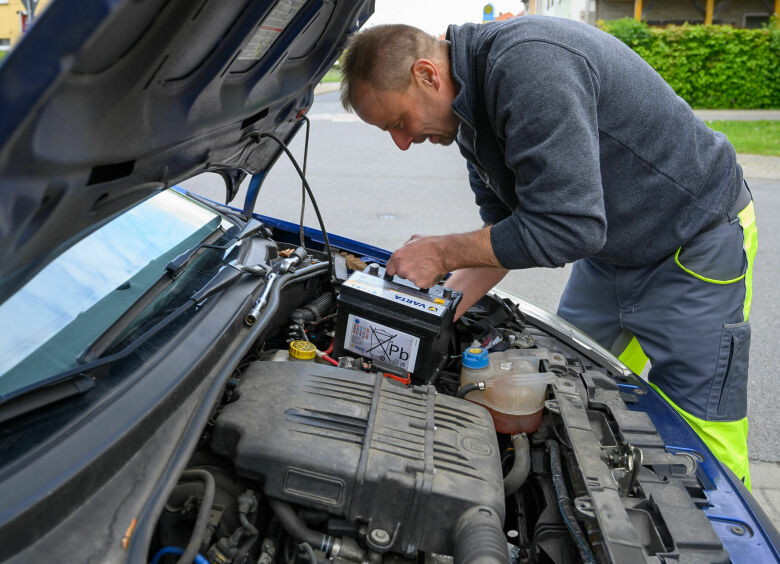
[428,353,449,386]
[553,422,573,450]
[547,440,596,564]
[259,132,334,281]
[299,115,311,250]
[176,469,216,564]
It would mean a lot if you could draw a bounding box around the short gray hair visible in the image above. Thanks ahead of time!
[340,24,439,111]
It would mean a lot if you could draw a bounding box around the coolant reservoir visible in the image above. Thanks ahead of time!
[460,347,554,434]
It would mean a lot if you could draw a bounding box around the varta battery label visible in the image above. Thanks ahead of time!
[344,314,420,372]
[342,272,447,317]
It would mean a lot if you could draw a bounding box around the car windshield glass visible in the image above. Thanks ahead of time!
[0,190,223,398]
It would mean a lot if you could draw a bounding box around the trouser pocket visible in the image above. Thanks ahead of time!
[675,220,747,284]
[707,321,750,421]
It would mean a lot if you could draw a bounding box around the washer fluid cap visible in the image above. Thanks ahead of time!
[462,347,489,369]
[289,340,316,360]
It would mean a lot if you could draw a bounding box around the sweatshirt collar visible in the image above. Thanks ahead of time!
[446,23,479,131]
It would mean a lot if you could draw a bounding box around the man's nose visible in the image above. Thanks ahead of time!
[390,130,413,151]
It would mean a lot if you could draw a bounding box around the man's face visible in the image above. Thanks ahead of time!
[352,80,459,151]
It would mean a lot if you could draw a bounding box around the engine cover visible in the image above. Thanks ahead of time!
[210,361,504,555]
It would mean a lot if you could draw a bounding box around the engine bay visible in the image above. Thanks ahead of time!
[150,239,731,564]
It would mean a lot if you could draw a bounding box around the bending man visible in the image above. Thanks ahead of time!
[339,17,756,487]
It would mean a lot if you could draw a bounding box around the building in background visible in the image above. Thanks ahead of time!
[482,3,526,23]
[582,0,779,27]
[526,0,587,22]
[0,0,51,54]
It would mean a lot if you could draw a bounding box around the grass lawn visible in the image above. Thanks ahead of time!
[321,68,342,83]
[705,120,780,157]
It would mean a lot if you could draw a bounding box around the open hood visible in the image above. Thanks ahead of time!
[0,0,372,303]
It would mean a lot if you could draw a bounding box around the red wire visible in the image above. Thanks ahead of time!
[321,354,339,366]
[324,338,334,356]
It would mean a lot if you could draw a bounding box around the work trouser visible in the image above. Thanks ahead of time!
[556,183,757,489]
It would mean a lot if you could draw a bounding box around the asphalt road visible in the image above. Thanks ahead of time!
[181,91,780,462]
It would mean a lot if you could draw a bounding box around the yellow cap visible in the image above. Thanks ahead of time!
[289,340,316,360]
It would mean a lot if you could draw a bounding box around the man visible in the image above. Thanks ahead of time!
[339,18,756,487]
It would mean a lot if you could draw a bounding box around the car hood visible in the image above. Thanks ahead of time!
[0,0,372,304]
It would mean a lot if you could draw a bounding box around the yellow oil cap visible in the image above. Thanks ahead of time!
[289,340,316,361]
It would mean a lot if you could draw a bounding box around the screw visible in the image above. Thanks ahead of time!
[369,528,391,546]
[730,525,746,536]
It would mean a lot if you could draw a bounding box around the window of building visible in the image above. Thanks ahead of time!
[744,13,770,29]
[0,39,11,52]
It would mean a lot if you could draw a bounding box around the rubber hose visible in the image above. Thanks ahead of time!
[456,383,480,399]
[503,434,531,496]
[453,506,510,564]
[176,469,215,564]
[268,498,333,554]
[150,546,209,564]
[547,440,596,564]
[291,292,336,322]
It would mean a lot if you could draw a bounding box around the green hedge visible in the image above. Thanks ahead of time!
[598,18,780,109]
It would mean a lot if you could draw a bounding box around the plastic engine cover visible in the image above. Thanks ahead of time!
[210,361,505,555]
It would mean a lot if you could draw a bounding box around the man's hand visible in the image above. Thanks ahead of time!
[385,227,503,288]
[385,234,448,288]
[445,267,508,320]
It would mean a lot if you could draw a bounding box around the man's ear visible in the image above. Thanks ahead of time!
[411,59,441,89]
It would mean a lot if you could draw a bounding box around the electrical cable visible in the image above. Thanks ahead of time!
[259,132,334,281]
[299,115,311,250]
[547,440,596,563]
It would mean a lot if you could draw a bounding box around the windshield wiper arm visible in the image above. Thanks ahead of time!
[166,217,269,279]
[0,264,246,422]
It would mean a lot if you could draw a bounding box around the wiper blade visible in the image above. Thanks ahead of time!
[0,375,94,425]
[0,265,245,422]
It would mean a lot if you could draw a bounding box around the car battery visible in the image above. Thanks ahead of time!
[334,267,462,383]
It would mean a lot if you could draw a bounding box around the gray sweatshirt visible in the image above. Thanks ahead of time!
[447,17,742,269]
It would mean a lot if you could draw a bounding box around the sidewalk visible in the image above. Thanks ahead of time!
[738,154,780,181]
[751,461,780,529]
[693,109,780,121]
[314,82,340,96]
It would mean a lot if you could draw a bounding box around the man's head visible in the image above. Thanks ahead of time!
[340,24,460,150]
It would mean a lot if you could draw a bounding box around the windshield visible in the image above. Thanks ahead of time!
[0,190,222,398]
